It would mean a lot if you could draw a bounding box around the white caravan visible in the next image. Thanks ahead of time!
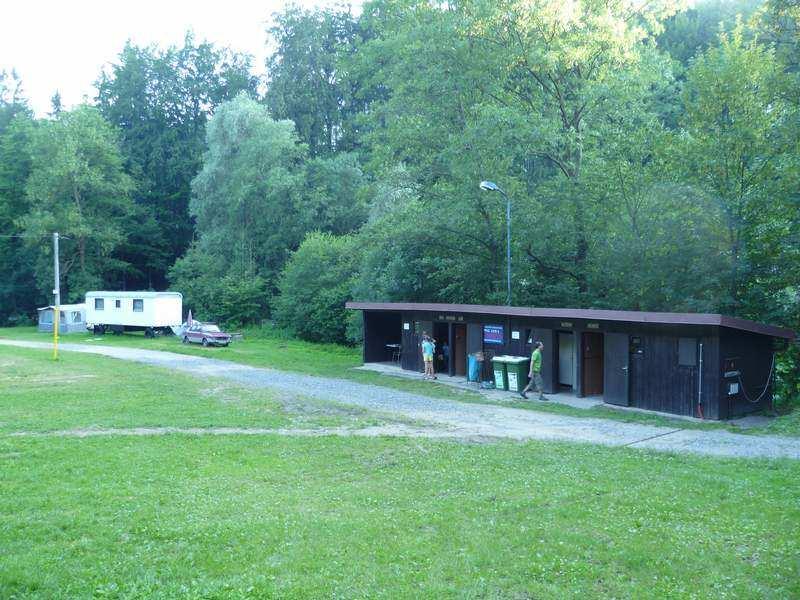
[85,291,183,337]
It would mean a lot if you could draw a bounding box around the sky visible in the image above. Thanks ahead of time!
[1,0,356,116]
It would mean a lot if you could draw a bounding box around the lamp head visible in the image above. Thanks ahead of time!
[479,180,499,192]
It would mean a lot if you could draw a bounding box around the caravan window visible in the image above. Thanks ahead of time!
[41,311,53,324]
[115,299,121,308]
[133,299,144,312]
[94,298,104,310]
[72,311,82,323]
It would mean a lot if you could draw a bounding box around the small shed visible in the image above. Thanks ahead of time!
[347,301,796,420]
[37,304,87,334]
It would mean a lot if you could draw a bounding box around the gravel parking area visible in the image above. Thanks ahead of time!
[3,339,799,459]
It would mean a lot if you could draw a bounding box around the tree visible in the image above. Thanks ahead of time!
[95,34,259,289]
[0,72,37,323]
[274,232,360,343]
[657,0,762,65]
[21,105,135,302]
[679,23,796,316]
[266,6,364,156]
[185,93,307,283]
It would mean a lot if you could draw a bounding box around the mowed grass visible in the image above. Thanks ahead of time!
[2,436,799,598]
[1,346,799,598]
[1,325,797,435]
[0,325,480,404]
[0,346,377,434]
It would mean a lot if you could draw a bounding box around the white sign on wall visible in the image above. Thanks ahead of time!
[403,322,410,330]
[511,330,520,340]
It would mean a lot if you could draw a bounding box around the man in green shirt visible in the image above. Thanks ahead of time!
[520,341,547,401]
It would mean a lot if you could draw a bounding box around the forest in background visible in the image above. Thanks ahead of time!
[0,0,798,401]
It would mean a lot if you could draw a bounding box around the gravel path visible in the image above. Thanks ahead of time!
[3,339,800,460]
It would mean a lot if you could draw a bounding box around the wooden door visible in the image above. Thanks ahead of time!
[581,332,604,396]
[603,332,630,406]
[401,321,419,371]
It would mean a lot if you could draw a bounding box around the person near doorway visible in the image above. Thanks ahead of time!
[421,333,437,380]
[442,341,450,373]
[520,341,547,401]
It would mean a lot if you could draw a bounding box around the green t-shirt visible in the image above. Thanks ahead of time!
[530,348,542,373]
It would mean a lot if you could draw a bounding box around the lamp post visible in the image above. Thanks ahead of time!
[479,180,511,305]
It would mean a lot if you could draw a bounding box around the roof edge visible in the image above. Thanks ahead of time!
[345,302,795,340]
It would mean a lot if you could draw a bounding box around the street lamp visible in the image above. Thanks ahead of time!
[480,180,512,305]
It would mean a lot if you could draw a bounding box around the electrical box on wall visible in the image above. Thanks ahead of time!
[728,382,739,396]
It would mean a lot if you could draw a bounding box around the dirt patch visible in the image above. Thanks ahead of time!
[2,374,98,386]
[7,424,464,440]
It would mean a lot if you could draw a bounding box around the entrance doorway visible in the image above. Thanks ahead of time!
[453,324,467,376]
[557,331,576,389]
[433,323,449,374]
[581,332,604,396]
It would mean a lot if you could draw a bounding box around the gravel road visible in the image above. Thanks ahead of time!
[3,339,800,460]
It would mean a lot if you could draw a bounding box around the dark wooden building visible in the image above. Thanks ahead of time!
[346,302,796,420]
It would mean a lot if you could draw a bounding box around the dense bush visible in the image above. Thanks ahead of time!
[168,248,268,327]
[273,232,359,344]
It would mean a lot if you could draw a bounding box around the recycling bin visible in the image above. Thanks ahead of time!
[504,356,530,392]
[491,356,509,390]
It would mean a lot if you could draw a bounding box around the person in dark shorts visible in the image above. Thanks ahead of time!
[520,341,547,401]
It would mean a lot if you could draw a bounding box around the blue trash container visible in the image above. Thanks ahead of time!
[468,354,479,382]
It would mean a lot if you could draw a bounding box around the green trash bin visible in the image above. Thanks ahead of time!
[505,356,530,392]
[491,356,509,391]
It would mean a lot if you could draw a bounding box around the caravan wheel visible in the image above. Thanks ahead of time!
[93,325,105,335]
[145,328,155,338]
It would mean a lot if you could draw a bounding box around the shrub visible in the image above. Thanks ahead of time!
[273,232,359,344]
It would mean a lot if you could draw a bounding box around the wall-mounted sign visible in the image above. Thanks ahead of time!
[560,322,573,328]
[483,325,504,345]
[511,330,520,340]
[587,323,600,330]
[403,322,410,330]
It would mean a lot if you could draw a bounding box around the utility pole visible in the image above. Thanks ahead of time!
[53,232,60,360]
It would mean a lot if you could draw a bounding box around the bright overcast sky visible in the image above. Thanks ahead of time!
[1,0,359,117]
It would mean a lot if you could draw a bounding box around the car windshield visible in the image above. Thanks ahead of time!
[201,324,221,333]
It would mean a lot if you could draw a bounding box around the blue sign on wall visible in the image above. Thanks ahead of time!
[483,325,504,345]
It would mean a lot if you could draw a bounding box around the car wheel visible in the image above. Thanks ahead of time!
[183,336,189,344]
[202,338,209,347]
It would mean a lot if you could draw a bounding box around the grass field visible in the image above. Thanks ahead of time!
[1,346,799,598]
[2,325,796,436]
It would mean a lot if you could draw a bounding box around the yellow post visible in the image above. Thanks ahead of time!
[53,306,59,360]
[52,232,61,361]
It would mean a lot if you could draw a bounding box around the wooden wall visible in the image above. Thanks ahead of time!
[357,308,791,420]
[719,329,776,418]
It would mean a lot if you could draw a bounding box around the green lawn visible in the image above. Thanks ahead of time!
[0,325,481,404]
[1,346,799,598]
[1,325,797,436]
[0,346,383,435]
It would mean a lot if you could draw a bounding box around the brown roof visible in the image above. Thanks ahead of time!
[345,301,796,340]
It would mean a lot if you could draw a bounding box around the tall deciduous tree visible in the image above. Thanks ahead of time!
[679,23,796,316]
[21,105,134,302]
[266,6,364,156]
[95,34,258,289]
